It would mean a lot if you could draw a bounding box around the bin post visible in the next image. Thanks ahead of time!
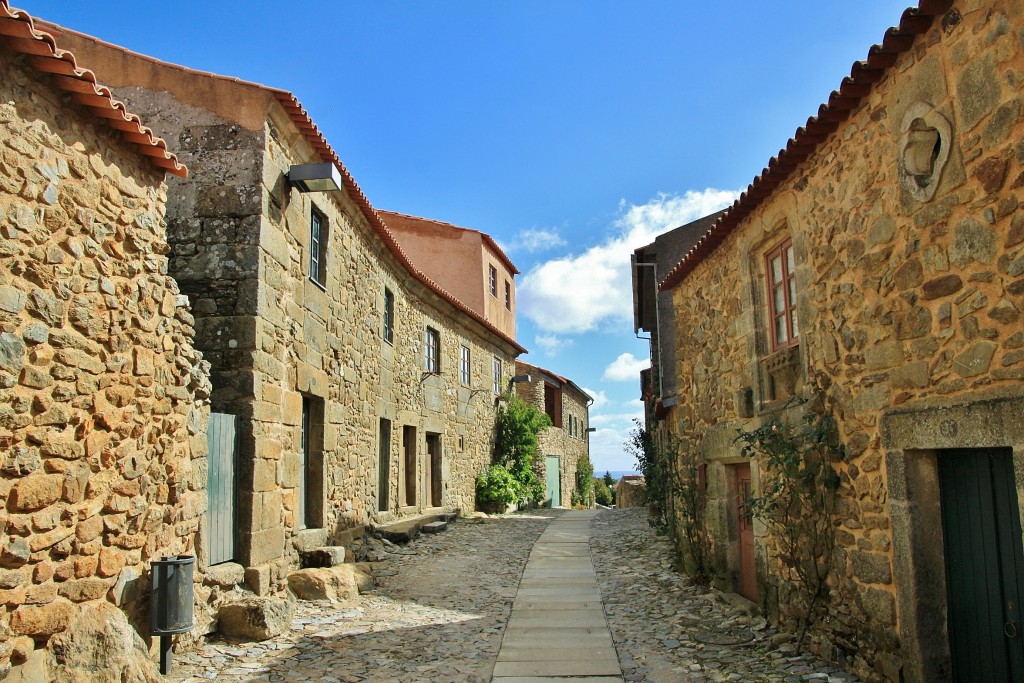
[150,555,195,675]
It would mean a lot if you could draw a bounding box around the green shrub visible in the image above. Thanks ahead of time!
[494,395,550,503]
[476,464,520,505]
[594,478,613,506]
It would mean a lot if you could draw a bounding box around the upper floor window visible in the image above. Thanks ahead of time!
[383,288,394,345]
[425,327,440,374]
[504,281,511,310]
[492,357,502,394]
[460,345,471,385]
[310,207,328,289]
[765,238,798,352]
[488,265,498,298]
[544,383,562,428]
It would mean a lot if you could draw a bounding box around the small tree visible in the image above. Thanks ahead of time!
[493,394,550,504]
[602,471,616,505]
[571,455,594,507]
[594,478,613,506]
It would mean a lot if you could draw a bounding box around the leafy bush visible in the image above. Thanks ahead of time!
[475,464,520,505]
[571,455,594,507]
[594,478,613,506]
[494,395,550,503]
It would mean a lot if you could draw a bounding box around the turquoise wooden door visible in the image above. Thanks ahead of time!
[546,455,560,508]
[939,448,1024,682]
[207,413,237,565]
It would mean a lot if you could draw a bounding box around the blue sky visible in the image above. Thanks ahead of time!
[23,0,911,472]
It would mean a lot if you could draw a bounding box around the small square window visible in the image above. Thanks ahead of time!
[310,207,328,288]
[460,345,471,385]
[425,327,440,374]
[383,288,394,345]
[488,265,498,298]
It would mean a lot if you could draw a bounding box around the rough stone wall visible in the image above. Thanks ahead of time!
[0,52,209,675]
[667,3,1024,680]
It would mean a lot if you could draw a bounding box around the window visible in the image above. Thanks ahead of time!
[309,207,328,288]
[765,238,798,352]
[544,383,562,428]
[492,357,502,394]
[460,345,471,385]
[504,280,511,310]
[488,265,498,298]
[425,327,440,373]
[383,288,394,344]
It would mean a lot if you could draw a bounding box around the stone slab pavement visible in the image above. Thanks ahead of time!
[167,507,859,683]
[492,509,623,683]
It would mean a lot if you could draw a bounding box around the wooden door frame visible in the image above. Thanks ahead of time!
[731,462,757,601]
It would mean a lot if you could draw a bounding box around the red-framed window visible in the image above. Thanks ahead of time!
[765,238,799,352]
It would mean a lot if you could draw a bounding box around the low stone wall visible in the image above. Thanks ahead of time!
[616,478,647,509]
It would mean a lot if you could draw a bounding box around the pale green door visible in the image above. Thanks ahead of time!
[546,455,561,508]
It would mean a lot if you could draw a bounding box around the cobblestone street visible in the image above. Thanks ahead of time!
[170,509,857,683]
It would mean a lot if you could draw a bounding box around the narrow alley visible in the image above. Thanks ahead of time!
[169,509,857,683]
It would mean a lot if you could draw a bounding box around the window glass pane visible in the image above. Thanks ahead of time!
[791,309,800,339]
[775,315,788,344]
[771,255,783,284]
[786,245,795,273]
[773,285,786,314]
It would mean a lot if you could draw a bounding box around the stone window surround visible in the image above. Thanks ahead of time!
[882,393,1024,683]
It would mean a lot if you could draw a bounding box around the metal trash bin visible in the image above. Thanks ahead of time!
[150,555,195,674]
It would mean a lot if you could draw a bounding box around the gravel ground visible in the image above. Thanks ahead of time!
[591,507,858,683]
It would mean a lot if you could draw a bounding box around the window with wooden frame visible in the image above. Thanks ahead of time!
[765,238,798,352]
[383,288,394,345]
[544,383,562,428]
[504,280,511,310]
[459,345,471,385]
[309,207,328,289]
[492,357,502,394]
[424,327,440,374]
[488,265,498,298]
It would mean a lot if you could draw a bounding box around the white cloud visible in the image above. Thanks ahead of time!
[533,333,573,356]
[602,352,650,382]
[517,188,739,334]
[512,228,568,253]
[586,405,647,472]
[580,387,609,410]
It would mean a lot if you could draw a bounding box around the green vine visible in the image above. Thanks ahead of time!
[734,402,843,649]
[489,393,550,504]
[571,455,594,507]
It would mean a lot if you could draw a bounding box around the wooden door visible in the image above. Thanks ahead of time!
[734,462,757,601]
[427,434,443,507]
[207,413,237,565]
[377,419,391,512]
[546,455,561,508]
[939,448,1024,682]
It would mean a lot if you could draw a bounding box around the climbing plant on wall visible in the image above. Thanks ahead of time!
[734,401,843,649]
[491,394,550,504]
[571,455,594,507]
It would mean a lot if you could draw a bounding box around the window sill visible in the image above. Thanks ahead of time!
[308,276,327,292]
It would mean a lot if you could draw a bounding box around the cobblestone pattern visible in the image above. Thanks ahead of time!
[592,509,859,683]
[168,512,556,683]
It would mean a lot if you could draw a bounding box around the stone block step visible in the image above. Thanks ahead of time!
[421,520,447,534]
[373,511,458,543]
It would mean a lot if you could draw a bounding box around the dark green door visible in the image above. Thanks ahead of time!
[939,448,1024,682]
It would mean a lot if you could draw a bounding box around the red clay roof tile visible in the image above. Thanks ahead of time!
[0,1,186,178]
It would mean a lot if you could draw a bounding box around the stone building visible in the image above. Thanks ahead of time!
[48,25,526,602]
[513,360,592,508]
[655,1,1024,680]
[0,3,209,679]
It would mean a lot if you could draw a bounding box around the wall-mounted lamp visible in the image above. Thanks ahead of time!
[510,374,532,385]
[586,428,596,433]
[288,162,342,193]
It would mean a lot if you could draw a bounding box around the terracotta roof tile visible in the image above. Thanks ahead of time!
[0,1,186,177]
[34,18,525,355]
[659,0,952,291]
[376,210,520,275]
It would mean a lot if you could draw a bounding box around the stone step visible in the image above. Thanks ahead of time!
[421,520,447,534]
[373,511,459,543]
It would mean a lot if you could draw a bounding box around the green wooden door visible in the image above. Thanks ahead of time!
[939,448,1024,682]
[546,455,560,508]
[207,413,237,565]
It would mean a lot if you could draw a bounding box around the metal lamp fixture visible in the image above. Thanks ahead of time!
[288,162,342,193]
[510,374,532,384]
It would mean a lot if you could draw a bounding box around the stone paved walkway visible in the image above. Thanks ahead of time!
[168,507,858,683]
